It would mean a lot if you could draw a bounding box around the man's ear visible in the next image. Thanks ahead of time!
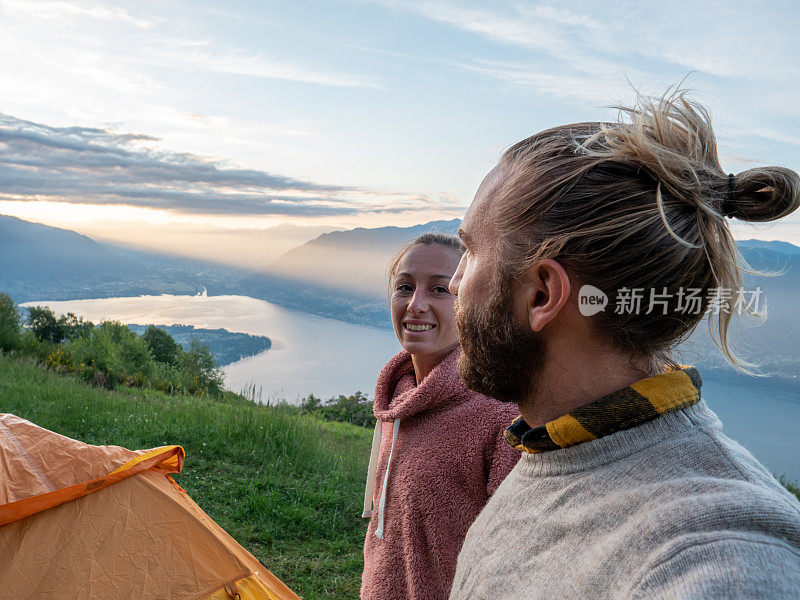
[522,259,571,332]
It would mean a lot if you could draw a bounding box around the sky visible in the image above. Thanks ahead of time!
[1,0,799,267]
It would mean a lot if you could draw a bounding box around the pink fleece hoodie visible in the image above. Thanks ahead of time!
[360,347,519,600]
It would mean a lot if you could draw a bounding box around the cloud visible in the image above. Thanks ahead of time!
[745,128,800,149]
[387,0,798,79]
[147,40,383,89]
[456,60,635,106]
[0,0,153,28]
[0,113,452,217]
[380,0,800,121]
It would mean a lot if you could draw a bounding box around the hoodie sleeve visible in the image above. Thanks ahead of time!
[485,411,521,496]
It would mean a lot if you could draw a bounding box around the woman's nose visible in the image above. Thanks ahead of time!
[408,290,429,314]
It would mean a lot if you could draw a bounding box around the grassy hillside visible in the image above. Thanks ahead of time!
[2,352,798,600]
[0,353,371,599]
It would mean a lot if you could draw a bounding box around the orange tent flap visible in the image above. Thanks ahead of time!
[202,573,302,600]
[0,445,184,527]
[109,444,184,475]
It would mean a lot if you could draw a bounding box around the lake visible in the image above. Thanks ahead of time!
[24,294,800,482]
[26,294,401,403]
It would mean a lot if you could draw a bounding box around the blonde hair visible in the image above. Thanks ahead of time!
[493,89,800,371]
[386,233,464,300]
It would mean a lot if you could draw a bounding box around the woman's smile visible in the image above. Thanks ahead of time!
[404,322,436,332]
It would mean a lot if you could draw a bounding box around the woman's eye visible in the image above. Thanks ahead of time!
[396,284,413,293]
[433,286,451,294]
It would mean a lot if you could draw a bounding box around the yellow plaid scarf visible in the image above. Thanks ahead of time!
[504,366,702,453]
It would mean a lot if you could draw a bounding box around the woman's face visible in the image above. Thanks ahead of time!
[390,243,462,361]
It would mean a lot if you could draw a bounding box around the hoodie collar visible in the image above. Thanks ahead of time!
[373,347,467,421]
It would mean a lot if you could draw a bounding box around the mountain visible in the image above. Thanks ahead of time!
[240,219,462,326]
[0,214,461,327]
[0,215,144,301]
[677,243,800,379]
[0,215,243,303]
[3,214,799,377]
[737,239,800,256]
[266,219,461,294]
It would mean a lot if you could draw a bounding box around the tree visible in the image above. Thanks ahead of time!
[142,326,180,365]
[179,338,224,397]
[301,393,322,412]
[27,306,64,344]
[0,293,21,351]
[59,312,94,341]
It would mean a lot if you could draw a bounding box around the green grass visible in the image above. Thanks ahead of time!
[779,476,800,503]
[3,352,798,599]
[0,353,371,599]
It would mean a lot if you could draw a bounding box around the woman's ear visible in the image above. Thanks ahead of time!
[522,259,571,332]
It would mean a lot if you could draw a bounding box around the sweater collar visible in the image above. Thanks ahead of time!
[373,347,468,421]
[504,366,702,453]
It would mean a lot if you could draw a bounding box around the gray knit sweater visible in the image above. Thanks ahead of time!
[449,400,800,599]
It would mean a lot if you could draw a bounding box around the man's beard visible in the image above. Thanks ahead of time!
[456,284,545,404]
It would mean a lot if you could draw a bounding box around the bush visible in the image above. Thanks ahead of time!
[0,293,21,351]
[59,312,94,342]
[0,290,226,400]
[67,321,153,388]
[142,325,181,365]
[26,306,92,344]
[20,330,56,363]
[178,338,224,397]
[27,306,64,344]
[45,346,74,373]
[147,360,185,394]
[302,391,375,427]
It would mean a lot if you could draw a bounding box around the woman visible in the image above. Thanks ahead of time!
[360,233,519,600]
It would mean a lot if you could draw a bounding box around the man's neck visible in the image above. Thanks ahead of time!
[518,341,658,429]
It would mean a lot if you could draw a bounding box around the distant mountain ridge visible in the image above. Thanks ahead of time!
[0,214,462,325]
[0,214,246,303]
[265,218,461,295]
[738,239,800,256]
[2,214,800,378]
[289,219,461,252]
[0,214,145,281]
[240,219,462,325]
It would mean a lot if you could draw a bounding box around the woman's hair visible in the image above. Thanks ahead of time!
[386,233,465,300]
[492,89,800,371]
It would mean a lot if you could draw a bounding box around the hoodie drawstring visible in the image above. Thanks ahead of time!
[362,420,382,518]
[366,418,401,540]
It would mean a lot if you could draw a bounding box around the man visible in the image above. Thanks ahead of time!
[448,93,800,599]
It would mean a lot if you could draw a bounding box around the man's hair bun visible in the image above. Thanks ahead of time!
[728,167,800,222]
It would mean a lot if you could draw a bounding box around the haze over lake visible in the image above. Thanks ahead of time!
[24,293,799,482]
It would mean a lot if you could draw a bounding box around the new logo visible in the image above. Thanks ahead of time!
[578,285,608,316]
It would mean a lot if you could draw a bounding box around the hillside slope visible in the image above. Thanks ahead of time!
[0,353,371,599]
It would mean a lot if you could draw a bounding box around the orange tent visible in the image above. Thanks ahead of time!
[0,413,301,600]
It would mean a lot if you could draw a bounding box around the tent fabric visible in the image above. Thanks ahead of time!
[0,414,301,600]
